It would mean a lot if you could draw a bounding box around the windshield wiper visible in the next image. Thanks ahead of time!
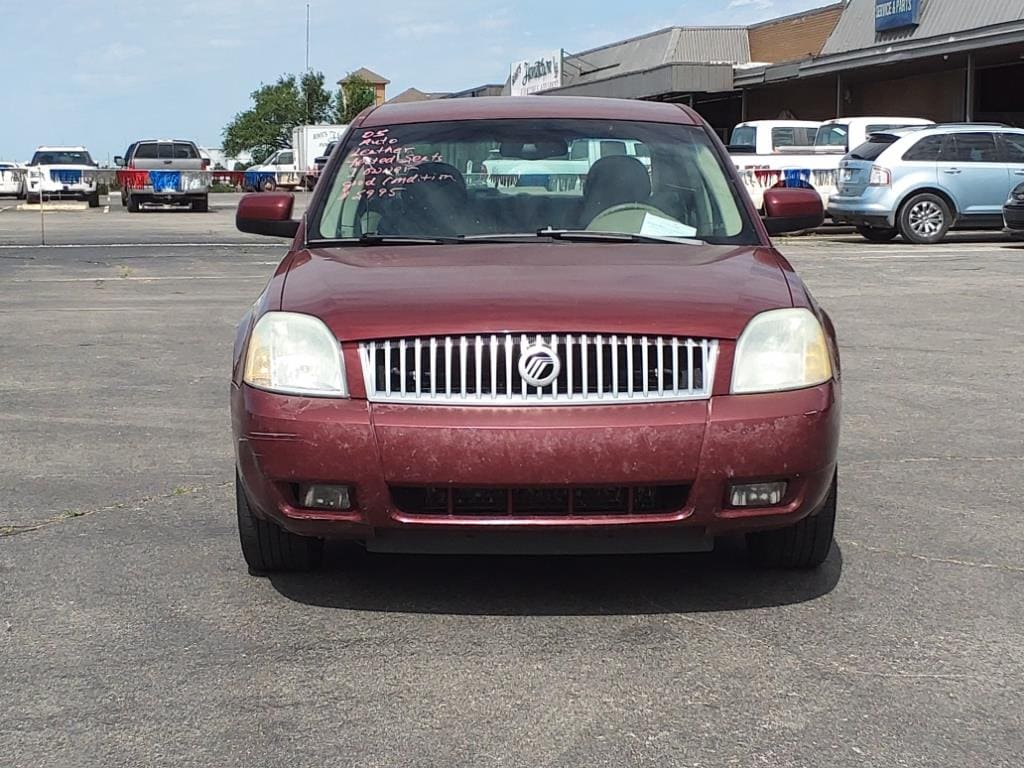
[534,228,707,245]
[356,234,461,245]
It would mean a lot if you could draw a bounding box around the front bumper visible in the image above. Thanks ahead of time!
[27,178,96,195]
[233,381,840,547]
[1003,204,1024,236]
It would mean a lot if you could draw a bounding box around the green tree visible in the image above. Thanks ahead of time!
[223,71,334,163]
[336,75,376,123]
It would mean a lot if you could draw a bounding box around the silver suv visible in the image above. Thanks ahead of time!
[828,124,1024,244]
[115,139,210,212]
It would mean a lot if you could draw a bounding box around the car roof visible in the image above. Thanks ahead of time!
[35,145,89,151]
[131,139,199,144]
[913,123,1024,135]
[735,120,821,128]
[360,96,698,127]
[822,117,933,126]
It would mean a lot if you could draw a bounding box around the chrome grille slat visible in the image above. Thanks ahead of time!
[359,333,717,406]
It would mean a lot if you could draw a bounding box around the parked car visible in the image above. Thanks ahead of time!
[481,136,651,190]
[828,123,1024,243]
[0,161,26,198]
[1004,182,1024,238]
[311,140,338,186]
[727,120,822,155]
[228,96,839,575]
[245,148,297,191]
[24,147,99,206]
[115,139,210,212]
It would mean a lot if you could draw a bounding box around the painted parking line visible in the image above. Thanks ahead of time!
[9,274,272,284]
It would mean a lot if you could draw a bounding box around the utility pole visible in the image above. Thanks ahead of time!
[305,3,310,71]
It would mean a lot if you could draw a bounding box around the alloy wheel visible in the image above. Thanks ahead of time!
[908,200,944,237]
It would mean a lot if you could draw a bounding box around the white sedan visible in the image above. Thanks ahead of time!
[0,162,25,198]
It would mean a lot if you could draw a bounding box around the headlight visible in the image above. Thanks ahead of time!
[243,312,348,397]
[731,308,833,394]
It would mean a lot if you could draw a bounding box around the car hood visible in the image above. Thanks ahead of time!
[281,242,793,341]
[31,164,96,171]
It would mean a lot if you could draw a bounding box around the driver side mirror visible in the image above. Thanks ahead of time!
[236,192,299,238]
[113,156,125,167]
[762,186,824,235]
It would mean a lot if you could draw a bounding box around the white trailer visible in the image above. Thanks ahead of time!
[292,124,349,187]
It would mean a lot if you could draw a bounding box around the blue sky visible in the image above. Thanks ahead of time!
[1,0,833,163]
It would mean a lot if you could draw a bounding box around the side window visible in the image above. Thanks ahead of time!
[599,141,626,158]
[632,142,650,158]
[134,143,159,159]
[569,141,589,160]
[946,133,999,163]
[1001,133,1024,163]
[902,135,944,162]
[278,151,294,165]
[771,128,796,149]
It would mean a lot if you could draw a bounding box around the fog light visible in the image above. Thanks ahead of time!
[299,484,353,510]
[729,482,787,508]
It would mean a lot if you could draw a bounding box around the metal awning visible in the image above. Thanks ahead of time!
[736,20,1024,87]
[541,62,736,100]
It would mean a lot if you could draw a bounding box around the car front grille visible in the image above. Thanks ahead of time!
[358,333,717,405]
[391,485,690,517]
[49,170,82,184]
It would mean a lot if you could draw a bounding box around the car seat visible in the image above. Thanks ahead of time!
[579,156,652,227]
[380,162,468,237]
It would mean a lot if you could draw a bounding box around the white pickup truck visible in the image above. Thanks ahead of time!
[727,120,822,156]
[482,138,651,191]
[730,116,933,207]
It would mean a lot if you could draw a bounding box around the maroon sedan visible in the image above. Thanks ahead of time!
[231,96,839,574]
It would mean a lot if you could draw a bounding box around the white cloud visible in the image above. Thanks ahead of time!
[390,20,451,40]
[728,0,773,8]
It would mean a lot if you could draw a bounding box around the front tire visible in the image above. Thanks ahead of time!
[856,224,898,242]
[899,193,952,244]
[236,473,323,575]
[259,177,277,192]
[747,476,836,569]
[87,192,100,208]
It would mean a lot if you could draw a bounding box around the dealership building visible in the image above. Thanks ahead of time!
[532,0,1024,139]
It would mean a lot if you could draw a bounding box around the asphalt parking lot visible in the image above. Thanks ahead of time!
[1,198,1022,767]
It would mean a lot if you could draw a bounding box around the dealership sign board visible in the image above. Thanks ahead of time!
[511,53,562,96]
[875,0,921,32]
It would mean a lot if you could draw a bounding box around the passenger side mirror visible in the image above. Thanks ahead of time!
[236,192,300,239]
[113,156,125,167]
[761,187,824,235]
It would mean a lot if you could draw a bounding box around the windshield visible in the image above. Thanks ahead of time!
[315,119,755,245]
[729,126,756,148]
[30,150,95,166]
[815,125,849,148]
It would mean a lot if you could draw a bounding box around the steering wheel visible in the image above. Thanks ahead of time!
[585,202,678,231]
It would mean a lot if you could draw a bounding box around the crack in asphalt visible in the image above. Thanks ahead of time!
[0,482,231,537]
[839,539,1024,575]
[847,456,1024,466]
[647,608,980,683]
